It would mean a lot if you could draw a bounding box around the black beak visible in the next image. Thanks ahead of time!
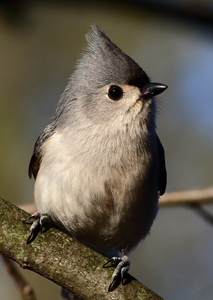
[143,82,168,99]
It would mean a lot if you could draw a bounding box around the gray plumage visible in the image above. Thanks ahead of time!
[27,24,167,290]
[29,26,151,178]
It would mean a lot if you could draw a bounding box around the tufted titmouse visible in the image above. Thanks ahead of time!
[24,25,167,291]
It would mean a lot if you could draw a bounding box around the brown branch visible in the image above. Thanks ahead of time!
[0,197,163,300]
[159,187,213,206]
[2,255,37,300]
[2,187,212,299]
[19,203,36,214]
[188,203,213,225]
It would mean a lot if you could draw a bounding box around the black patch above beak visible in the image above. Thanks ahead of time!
[143,82,168,99]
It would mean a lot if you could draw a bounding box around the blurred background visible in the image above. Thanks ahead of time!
[0,0,213,299]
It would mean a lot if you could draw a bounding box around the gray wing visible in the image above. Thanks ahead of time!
[28,89,75,179]
[28,123,55,179]
[157,134,167,195]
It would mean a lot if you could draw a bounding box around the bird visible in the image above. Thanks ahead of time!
[24,24,167,292]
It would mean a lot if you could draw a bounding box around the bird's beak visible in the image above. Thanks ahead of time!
[143,82,168,99]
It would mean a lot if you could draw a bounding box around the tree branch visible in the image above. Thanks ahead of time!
[2,187,212,299]
[159,187,213,206]
[2,255,37,300]
[0,197,163,300]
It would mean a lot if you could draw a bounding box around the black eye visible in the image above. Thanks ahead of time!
[108,85,123,101]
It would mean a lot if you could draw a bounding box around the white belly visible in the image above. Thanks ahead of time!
[34,131,159,257]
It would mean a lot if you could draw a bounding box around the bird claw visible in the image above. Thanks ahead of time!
[23,212,53,244]
[103,256,122,268]
[103,253,130,292]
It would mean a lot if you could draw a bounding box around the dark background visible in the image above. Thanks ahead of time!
[0,1,213,299]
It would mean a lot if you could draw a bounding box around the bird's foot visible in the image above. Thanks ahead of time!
[103,251,130,292]
[23,212,53,244]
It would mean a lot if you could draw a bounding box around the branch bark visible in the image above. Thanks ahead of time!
[2,255,37,300]
[0,197,163,300]
[159,187,213,206]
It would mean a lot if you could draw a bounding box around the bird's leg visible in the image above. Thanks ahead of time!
[23,212,53,244]
[103,249,130,292]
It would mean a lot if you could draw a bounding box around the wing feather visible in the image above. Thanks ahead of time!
[157,134,167,195]
[28,124,55,179]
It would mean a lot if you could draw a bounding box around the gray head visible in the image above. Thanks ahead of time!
[78,25,149,90]
[54,25,167,128]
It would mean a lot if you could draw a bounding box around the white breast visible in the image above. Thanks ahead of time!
[34,126,159,257]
